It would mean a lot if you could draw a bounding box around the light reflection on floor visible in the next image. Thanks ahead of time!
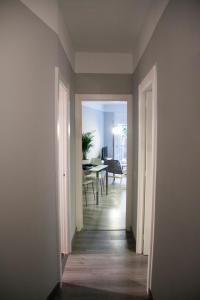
[83,177,127,230]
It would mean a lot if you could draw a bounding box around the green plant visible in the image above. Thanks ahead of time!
[82,131,95,160]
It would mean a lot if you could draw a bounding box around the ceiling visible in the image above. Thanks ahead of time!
[59,0,152,53]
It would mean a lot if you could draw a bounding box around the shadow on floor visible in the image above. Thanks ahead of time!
[50,283,150,300]
[72,229,136,254]
[49,231,148,300]
[126,230,136,251]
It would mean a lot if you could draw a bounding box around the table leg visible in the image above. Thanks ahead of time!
[106,169,108,195]
[96,172,99,205]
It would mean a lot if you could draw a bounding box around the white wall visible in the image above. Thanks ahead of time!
[82,105,104,159]
[104,104,127,157]
[104,103,127,123]
[0,1,75,299]
[20,0,170,75]
[75,52,133,74]
[132,1,200,298]
[20,0,75,68]
[132,0,170,72]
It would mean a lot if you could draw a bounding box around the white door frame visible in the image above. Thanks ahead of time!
[143,90,153,256]
[55,67,71,284]
[75,94,133,231]
[136,65,157,292]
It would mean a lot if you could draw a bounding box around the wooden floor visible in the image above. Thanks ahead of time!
[51,230,149,300]
[50,178,149,300]
[83,177,126,230]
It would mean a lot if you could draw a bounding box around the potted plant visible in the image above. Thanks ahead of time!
[82,131,94,160]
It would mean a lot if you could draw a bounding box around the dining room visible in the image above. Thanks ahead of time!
[81,100,128,230]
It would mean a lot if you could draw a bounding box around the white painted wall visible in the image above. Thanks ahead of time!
[104,104,127,158]
[132,0,170,72]
[82,105,104,159]
[0,2,76,298]
[20,0,75,68]
[132,2,200,298]
[20,0,58,31]
[104,103,127,123]
[20,0,170,75]
[75,52,133,74]
[74,1,169,74]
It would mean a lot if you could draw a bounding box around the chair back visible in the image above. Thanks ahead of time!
[104,159,123,175]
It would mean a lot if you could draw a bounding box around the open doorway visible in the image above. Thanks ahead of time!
[75,95,133,232]
[82,101,128,230]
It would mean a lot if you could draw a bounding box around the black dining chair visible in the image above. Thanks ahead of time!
[104,159,124,183]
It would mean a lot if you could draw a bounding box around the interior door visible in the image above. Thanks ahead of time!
[58,81,68,254]
[143,90,153,255]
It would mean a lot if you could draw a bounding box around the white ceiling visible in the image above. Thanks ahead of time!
[59,0,152,53]
[21,0,169,72]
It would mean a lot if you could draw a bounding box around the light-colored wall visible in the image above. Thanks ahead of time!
[105,104,127,124]
[75,52,133,74]
[132,0,170,72]
[75,73,132,94]
[82,106,104,159]
[132,1,200,299]
[104,104,127,158]
[0,1,75,299]
[104,112,114,158]
[20,0,75,68]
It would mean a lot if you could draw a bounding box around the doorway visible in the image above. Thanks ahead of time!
[75,95,133,232]
[82,100,128,230]
[136,66,157,292]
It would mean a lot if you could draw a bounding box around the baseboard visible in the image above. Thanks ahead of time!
[46,282,60,300]
[148,289,154,300]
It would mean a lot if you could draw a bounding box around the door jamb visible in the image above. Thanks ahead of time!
[55,67,71,285]
[75,94,133,231]
[136,65,157,292]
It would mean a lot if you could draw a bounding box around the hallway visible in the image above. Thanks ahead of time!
[52,231,148,300]
[2,1,200,299]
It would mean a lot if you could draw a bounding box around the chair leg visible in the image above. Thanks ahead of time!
[84,185,87,206]
[102,177,105,192]
[113,174,115,184]
[102,175,105,192]
[100,178,103,195]
[92,182,95,202]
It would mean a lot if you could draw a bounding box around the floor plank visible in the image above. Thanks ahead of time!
[53,230,149,300]
[50,181,149,300]
[83,177,126,230]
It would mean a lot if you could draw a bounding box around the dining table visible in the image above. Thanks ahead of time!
[89,164,108,205]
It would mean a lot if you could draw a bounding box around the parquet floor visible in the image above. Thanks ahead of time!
[53,230,149,300]
[83,177,126,230]
[50,178,149,300]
